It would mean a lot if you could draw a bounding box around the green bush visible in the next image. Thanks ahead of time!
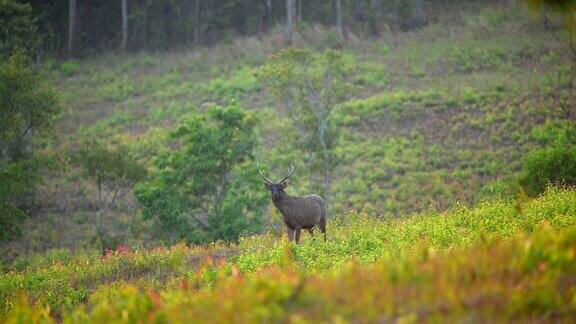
[61,60,78,76]
[520,147,576,197]
[0,53,60,241]
[135,103,267,244]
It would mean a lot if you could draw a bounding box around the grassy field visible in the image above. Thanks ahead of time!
[1,187,575,322]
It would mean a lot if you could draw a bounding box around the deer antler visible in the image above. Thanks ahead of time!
[257,161,274,184]
[278,163,295,184]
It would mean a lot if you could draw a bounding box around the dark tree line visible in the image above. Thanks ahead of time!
[15,0,455,56]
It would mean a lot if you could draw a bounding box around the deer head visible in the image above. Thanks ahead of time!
[257,162,295,200]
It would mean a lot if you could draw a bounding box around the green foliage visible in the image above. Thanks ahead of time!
[136,103,267,243]
[0,53,59,158]
[520,147,576,196]
[61,60,78,76]
[0,52,59,242]
[0,160,41,241]
[531,120,576,146]
[72,140,146,252]
[201,66,260,100]
[73,140,145,192]
[0,0,40,60]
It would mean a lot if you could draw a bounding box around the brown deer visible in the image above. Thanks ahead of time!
[258,163,326,244]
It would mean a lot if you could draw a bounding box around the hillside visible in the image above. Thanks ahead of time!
[0,1,571,259]
[1,187,575,322]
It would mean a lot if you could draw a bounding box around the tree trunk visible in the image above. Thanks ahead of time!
[263,0,273,32]
[335,0,343,38]
[286,0,293,45]
[68,0,77,57]
[543,2,549,31]
[194,0,200,45]
[121,0,128,50]
[297,0,302,22]
[412,0,426,28]
[369,0,380,35]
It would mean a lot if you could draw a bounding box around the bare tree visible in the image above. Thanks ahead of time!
[263,0,273,32]
[68,0,77,57]
[194,0,201,44]
[369,0,381,35]
[286,0,293,45]
[335,0,343,38]
[121,0,128,50]
[297,0,302,22]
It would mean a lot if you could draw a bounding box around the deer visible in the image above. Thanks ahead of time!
[258,163,327,244]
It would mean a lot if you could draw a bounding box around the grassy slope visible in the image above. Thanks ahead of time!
[1,188,575,322]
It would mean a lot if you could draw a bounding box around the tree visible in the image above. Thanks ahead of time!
[193,0,201,44]
[0,53,60,241]
[0,1,60,241]
[258,48,352,207]
[73,140,146,254]
[0,0,41,60]
[336,0,343,38]
[286,0,294,45]
[121,0,128,50]
[265,0,273,31]
[135,104,267,244]
[68,0,76,57]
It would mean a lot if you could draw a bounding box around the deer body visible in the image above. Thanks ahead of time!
[259,163,327,244]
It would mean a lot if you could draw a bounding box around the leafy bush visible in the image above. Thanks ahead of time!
[0,0,40,60]
[61,60,78,76]
[72,140,146,253]
[520,147,576,197]
[0,53,60,241]
[531,121,576,147]
[136,103,267,244]
[0,160,41,241]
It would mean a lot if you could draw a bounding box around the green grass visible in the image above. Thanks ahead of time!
[1,187,575,322]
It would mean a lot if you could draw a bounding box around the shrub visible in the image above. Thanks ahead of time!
[61,60,78,76]
[0,53,60,241]
[135,103,267,244]
[520,147,576,196]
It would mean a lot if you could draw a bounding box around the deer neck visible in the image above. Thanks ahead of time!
[273,191,292,213]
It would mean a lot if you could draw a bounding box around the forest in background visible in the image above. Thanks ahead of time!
[27,0,438,56]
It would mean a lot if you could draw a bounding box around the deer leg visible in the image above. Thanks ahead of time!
[319,219,327,242]
[294,227,302,244]
[307,228,314,237]
[286,226,295,242]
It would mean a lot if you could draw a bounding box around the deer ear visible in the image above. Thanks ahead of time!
[265,182,272,190]
[281,180,289,189]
